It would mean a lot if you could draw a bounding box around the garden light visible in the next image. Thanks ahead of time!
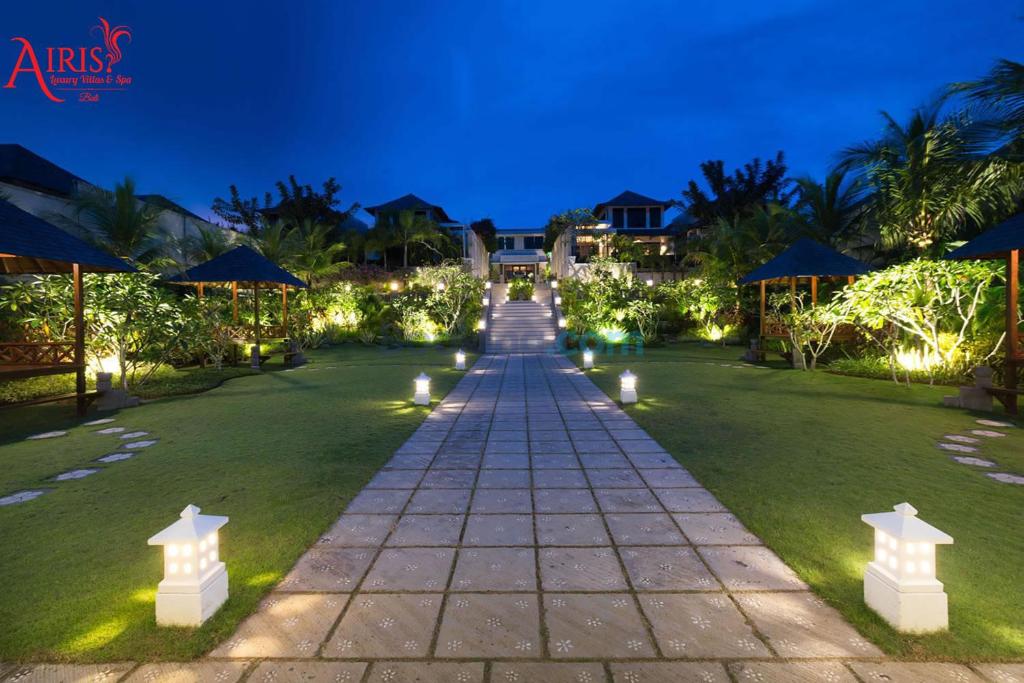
[455,349,466,370]
[551,280,559,289]
[485,281,492,290]
[583,349,594,369]
[389,281,399,292]
[645,278,654,287]
[862,502,953,632]
[148,504,229,627]
[483,296,490,307]
[414,372,431,405]
[619,369,638,404]
[557,316,567,328]
[554,295,562,305]
[477,319,487,331]
[436,282,446,291]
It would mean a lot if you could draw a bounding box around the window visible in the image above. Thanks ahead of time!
[611,207,625,229]
[627,208,646,228]
[497,236,515,250]
[649,207,662,228]
[523,236,544,249]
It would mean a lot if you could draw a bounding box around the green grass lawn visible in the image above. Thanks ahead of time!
[0,345,470,662]
[581,343,1024,662]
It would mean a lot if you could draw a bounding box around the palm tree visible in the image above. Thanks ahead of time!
[956,59,1024,153]
[69,176,163,263]
[394,210,445,268]
[289,219,349,286]
[247,217,297,265]
[688,204,799,280]
[792,170,868,246]
[186,224,233,263]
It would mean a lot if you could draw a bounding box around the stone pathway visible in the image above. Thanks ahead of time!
[936,418,1021,485]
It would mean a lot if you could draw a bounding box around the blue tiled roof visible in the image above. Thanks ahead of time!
[739,238,871,283]
[365,193,453,223]
[946,213,1024,260]
[166,246,307,287]
[0,144,85,197]
[594,190,672,216]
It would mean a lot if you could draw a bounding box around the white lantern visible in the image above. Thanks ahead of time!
[477,319,487,331]
[484,281,492,290]
[619,370,638,404]
[557,316,567,328]
[148,504,229,627]
[455,349,466,370]
[551,280,559,290]
[645,278,654,287]
[554,296,562,306]
[436,282,446,291]
[583,349,594,369]
[414,372,431,405]
[861,502,953,632]
[389,280,399,292]
[483,296,490,307]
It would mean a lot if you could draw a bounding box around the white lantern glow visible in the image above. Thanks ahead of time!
[477,319,487,331]
[551,280,559,290]
[484,281,492,290]
[645,278,654,287]
[389,280,399,292]
[483,296,490,307]
[414,372,431,405]
[557,316,567,328]
[554,295,562,306]
[619,369,638,403]
[455,349,466,370]
[583,349,594,369]
[148,504,229,626]
[436,282,446,291]
[861,502,953,632]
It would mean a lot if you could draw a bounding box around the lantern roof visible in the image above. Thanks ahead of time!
[415,372,431,381]
[861,502,953,543]
[148,504,229,545]
[620,369,636,379]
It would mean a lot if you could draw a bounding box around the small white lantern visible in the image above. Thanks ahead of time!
[389,280,399,292]
[436,282,446,292]
[551,280,559,290]
[483,296,490,307]
[477,319,487,331]
[554,295,562,306]
[148,504,229,627]
[414,372,431,405]
[861,502,954,633]
[583,349,594,369]
[455,349,466,370]
[645,278,654,287]
[485,281,492,290]
[557,316,567,328]
[619,369,638,404]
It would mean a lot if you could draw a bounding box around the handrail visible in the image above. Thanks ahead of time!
[0,342,76,366]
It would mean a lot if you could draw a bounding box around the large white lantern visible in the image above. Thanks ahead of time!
[477,319,487,331]
[583,349,594,369]
[414,372,431,405]
[619,370,638,404]
[455,349,466,370]
[557,316,567,328]
[389,280,399,292]
[861,502,953,632]
[551,280,559,290]
[645,278,654,287]
[148,504,229,627]
[485,281,492,290]
[554,295,562,306]
[483,296,490,307]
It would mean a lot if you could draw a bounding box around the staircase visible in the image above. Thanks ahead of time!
[486,283,557,353]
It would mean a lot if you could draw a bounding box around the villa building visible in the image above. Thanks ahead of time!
[583,190,681,260]
[491,227,547,281]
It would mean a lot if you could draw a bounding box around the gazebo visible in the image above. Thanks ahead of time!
[946,213,1023,414]
[166,246,307,366]
[0,199,135,414]
[740,238,871,343]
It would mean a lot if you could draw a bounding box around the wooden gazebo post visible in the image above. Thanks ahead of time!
[252,282,261,368]
[1006,249,1019,408]
[281,284,289,336]
[232,281,239,322]
[72,263,86,416]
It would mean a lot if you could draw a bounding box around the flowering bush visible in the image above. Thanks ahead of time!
[559,261,663,342]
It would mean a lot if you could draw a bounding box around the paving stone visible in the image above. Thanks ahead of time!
[477,469,530,488]
[362,548,454,591]
[578,453,631,468]
[407,489,471,514]
[53,469,99,481]
[123,662,248,682]
[654,488,725,513]
[463,514,534,545]
[434,593,540,658]
[730,661,858,682]
[938,442,978,453]
[617,439,665,454]
[365,662,483,683]
[531,469,588,488]
[490,662,606,683]
[279,548,374,591]
[366,470,424,489]
[534,489,598,513]
[95,426,127,434]
[324,593,442,657]
[973,663,1024,683]
[610,662,730,682]
[123,440,158,449]
[470,488,532,513]
[81,418,115,426]
[638,593,771,658]
[2,664,134,682]
[586,469,645,488]
[988,472,1024,485]
[594,488,662,513]
[736,591,881,657]
[626,452,679,468]
[319,514,397,546]
[486,441,529,454]
[451,548,536,590]
[698,546,807,590]
[977,419,1016,428]
[384,454,434,469]
[606,513,687,545]
[574,441,623,455]
[431,454,481,469]
[847,662,985,682]
[482,453,530,468]
[945,434,981,444]
[119,431,149,439]
[674,513,761,545]
[387,514,463,546]
[96,452,134,463]
[971,429,1007,438]
[543,593,655,658]
[345,490,411,514]
[210,593,347,657]
[26,430,67,440]
[952,456,997,467]
[638,468,700,488]
[620,546,719,591]
[536,514,610,545]
[530,429,569,441]
[248,661,367,682]
[531,454,580,469]
[0,490,45,506]
[539,547,628,591]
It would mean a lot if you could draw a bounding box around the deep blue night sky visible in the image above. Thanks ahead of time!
[1,1,1021,227]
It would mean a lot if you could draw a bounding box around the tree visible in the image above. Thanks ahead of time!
[247,217,298,265]
[956,58,1024,155]
[211,185,273,234]
[378,210,448,268]
[470,218,498,253]
[184,224,233,264]
[681,152,795,225]
[686,204,800,281]
[289,219,349,286]
[68,176,163,263]
[769,292,845,370]
[212,175,358,237]
[544,208,597,252]
[792,170,869,246]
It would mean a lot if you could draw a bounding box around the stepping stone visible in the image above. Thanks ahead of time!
[988,473,1024,485]
[249,662,367,683]
[97,453,134,463]
[124,662,248,682]
[945,434,980,444]
[735,592,882,657]
[210,592,347,657]
[697,546,807,591]
[978,419,1015,428]
[729,662,857,682]
[123,439,157,449]
[366,663,483,683]
[493,663,607,683]
[324,593,442,657]
[544,593,655,658]
[434,593,540,658]
[278,548,373,591]
[53,469,99,481]
[973,663,1024,683]
[971,429,1007,438]
[2,664,134,682]
[637,593,770,658]
[119,431,149,439]
[81,418,115,426]
[847,662,986,682]
[0,490,45,506]
[610,663,730,683]
[952,456,997,468]
[96,427,126,434]
[26,430,66,440]
[938,442,978,453]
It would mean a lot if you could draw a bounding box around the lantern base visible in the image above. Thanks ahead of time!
[620,389,637,404]
[583,358,594,370]
[414,392,431,406]
[156,565,228,627]
[455,360,466,371]
[864,565,948,633]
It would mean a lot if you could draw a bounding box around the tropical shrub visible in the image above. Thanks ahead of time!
[508,278,534,301]
[659,276,743,343]
[560,261,663,343]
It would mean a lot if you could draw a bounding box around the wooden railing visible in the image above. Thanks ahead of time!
[223,325,289,341]
[763,317,858,341]
[0,342,77,366]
